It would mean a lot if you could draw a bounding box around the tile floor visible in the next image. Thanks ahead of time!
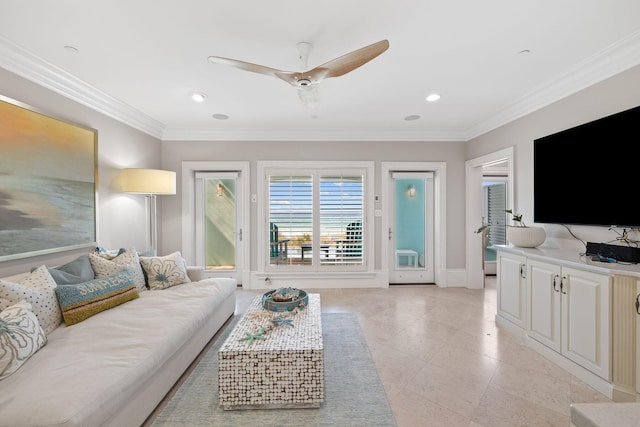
[235,278,612,427]
[147,277,613,426]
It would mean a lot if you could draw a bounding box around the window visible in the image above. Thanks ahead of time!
[260,162,371,272]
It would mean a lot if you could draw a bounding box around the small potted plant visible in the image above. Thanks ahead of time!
[476,209,546,248]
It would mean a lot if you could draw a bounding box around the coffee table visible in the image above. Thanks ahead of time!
[218,293,323,410]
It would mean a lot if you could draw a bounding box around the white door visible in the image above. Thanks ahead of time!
[388,172,434,283]
[194,171,244,282]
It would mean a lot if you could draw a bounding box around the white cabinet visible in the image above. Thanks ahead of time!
[497,251,527,329]
[636,279,640,394]
[527,259,611,380]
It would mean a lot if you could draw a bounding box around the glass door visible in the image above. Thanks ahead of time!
[389,172,434,283]
[195,171,243,282]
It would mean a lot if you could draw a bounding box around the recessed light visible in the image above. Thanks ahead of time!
[404,115,421,121]
[191,93,206,102]
[212,113,229,120]
[426,93,440,102]
[63,45,79,54]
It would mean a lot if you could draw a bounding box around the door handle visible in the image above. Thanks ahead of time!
[553,275,560,292]
[636,294,640,315]
[560,276,567,294]
[238,228,243,242]
[388,228,392,241]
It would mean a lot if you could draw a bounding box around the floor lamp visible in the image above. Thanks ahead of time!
[122,168,176,253]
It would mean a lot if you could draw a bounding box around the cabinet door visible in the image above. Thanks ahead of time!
[637,279,640,394]
[497,252,526,329]
[527,259,561,352]
[561,266,611,381]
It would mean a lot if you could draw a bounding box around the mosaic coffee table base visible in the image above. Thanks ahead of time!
[218,293,323,410]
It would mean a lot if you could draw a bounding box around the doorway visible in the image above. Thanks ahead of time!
[195,172,241,276]
[465,148,514,289]
[388,172,434,283]
[382,162,445,286]
[181,161,250,285]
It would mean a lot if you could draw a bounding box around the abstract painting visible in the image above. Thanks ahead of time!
[0,95,97,261]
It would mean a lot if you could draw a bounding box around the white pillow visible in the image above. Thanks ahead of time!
[88,248,147,292]
[0,301,47,380]
[0,266,62,335]
[139,251,191,290]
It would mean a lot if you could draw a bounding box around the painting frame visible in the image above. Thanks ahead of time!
[0,94,97,262]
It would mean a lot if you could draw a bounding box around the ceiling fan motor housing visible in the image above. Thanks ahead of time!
[297,78,312,87]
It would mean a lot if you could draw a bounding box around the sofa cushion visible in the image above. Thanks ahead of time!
[0,301,47,380]
[46,255,95,285]
[0,266,62,335]
[89,248,146,292]
[55,270,139,326]
[140,251,191,290]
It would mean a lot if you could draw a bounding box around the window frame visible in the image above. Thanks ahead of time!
[257,161,375,273]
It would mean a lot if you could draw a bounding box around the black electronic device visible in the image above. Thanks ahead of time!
[586,242,640,263]
[533,104,640,228]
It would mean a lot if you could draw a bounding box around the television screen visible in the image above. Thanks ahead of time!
[533,104,640,228]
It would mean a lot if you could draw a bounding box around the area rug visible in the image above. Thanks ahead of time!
[151,312,397,427]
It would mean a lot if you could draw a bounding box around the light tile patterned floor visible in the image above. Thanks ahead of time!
[233,277,612,427]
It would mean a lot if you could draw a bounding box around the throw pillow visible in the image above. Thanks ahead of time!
[0,301,47,380]
[0,266,62,335]
[139,251,191,290]
[46,254,95,285]
[55,270,139,326]
[88,248,146,292]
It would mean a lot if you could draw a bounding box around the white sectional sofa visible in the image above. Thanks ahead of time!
[0,255,237,427]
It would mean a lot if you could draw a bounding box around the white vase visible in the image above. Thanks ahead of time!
[507,226,546,248]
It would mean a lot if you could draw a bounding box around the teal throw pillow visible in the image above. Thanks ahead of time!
[47,255,95,285]
[55,270,139,326]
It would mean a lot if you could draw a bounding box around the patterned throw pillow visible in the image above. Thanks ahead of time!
[0,266,62,335]
[139,251,191,290]
[55,270,139,326]
[88,248,146,292]
[0,301,47,380]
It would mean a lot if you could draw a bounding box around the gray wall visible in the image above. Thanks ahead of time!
[161,140,467,270]
[0,68,161,277]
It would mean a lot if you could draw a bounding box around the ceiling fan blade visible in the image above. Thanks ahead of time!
[306,39,389,80]
[207,39,389,91]
[207,56,285,79]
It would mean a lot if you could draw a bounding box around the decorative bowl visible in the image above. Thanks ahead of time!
[262,288,308,312]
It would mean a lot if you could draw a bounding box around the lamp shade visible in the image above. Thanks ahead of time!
[122,168,176,195]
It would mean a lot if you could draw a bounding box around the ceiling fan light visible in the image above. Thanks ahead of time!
[298,86,320,109]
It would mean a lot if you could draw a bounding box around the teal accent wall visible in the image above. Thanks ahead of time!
[395,179,425,257]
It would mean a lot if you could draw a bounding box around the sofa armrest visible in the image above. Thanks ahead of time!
[186,266,204,282]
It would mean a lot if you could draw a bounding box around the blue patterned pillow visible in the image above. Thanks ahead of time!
[139,251,191,290]
[55,270,139,326]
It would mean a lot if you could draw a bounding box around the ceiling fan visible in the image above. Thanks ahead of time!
[207,39,389,107]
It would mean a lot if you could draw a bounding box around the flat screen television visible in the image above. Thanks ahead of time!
[533,104,640,228]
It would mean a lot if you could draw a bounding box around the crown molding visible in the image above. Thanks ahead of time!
[160,127,467,142]
[465,29,640,140]
[0,35,165,138]
[2,31,640,143]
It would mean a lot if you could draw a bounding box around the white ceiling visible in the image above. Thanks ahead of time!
[1,1,640,142]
